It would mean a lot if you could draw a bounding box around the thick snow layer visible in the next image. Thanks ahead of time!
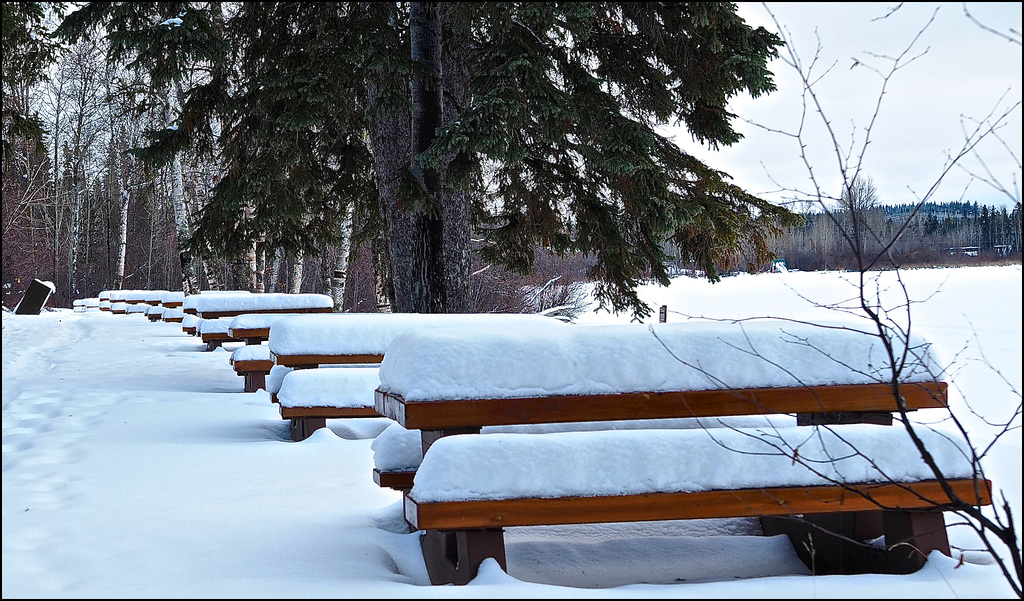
[371,415,801,473]
[266,364,293,394]
[231,344,271,362]
[181,290,251,312]
[187,292,331,313]
[277,366,381,409]
[268,312,565,356]
[162,307,184,321]
[409,424,976,503]
[228,312,306,331]
[378,320,942,402]
[160,290,184,304]
[198,317,234,335]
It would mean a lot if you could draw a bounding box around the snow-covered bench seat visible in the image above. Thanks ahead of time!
[276,366,383,441]
[182,314,202,336]
[145,305,165,322]
[184,292,334,319]
[230,344,275,392]
[199,318,242,351]
[162,307,184,323]
[408,426,990,584]
[371,320,983,584]
[268,312,565,369]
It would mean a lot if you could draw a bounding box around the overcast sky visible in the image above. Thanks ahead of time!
[667,2,1022,211]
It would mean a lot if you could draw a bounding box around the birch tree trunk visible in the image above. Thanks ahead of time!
[115,185,129,289]
[330,203,354,311]
[168,152,200,294]
[288,252,303,294]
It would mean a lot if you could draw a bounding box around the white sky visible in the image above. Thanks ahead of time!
[670,2,1023,211]
[2,265,1020,597]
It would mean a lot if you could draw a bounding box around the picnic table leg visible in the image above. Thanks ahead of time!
[290,417,327,442]
[760,509,949,574]
[243,371,268,393]
[420,528,506,585]
[881,510,950,573]
[421,428,481,456]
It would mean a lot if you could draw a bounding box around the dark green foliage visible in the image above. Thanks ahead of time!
[426,3,796,316]
[54,2,799,319]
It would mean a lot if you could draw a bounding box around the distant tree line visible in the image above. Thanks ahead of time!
[771,201,1022,272]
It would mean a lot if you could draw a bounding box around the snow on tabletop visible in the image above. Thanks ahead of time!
[268,312,565,356]
[408,424,976,503]
[230,344,271,362]
[182,290,251,312]
[276,365,381,409]
[190,292,332,313]
[144,290,170,303]
[160,290,185,304]
[371,414,799,473]
[228,312,305,331]
[377,320,943,402]
[198,318,234,335]
[162,308,184,320]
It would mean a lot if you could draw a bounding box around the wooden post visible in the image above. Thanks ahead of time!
[659,305,667,323]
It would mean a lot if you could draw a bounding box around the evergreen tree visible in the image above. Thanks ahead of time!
[57,2,801,319]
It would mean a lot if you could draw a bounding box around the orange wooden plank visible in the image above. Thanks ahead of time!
[273,353,384,368]
[374,469,417,490]
[406,478,991,530]
[228,327,271,340]
[231,359,275,372]
[279,405,380,419]
[376,381,947,430]
[197,307,333,319]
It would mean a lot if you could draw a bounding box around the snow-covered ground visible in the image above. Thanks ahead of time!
[2,265,1020,598]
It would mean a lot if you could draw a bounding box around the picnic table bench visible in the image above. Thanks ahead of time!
[230,345,275,392]
[198,318,241,350]
[373,321,992,585]
[266,312,566,439]
[276,366,384,441]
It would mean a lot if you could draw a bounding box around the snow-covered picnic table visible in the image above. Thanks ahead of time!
[183,292,334,319]
[265,312,566,439]
[369,319,987,586]
[267,312,566,368]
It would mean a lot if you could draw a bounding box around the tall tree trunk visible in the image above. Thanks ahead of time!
[169,153,200,293]
[406,1,446,313]
[288,252,303,294]
[115,185,129,289]
[330,203,354,311]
